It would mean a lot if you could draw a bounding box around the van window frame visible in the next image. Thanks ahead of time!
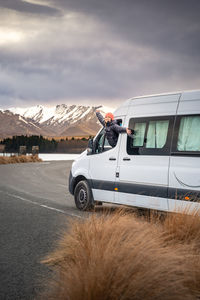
[127,116,175,156]
[171,114,200,157]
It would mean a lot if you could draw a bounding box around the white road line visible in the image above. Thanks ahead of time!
[40,204,66,214]
[57,184,67,188]
[5,192,83,219]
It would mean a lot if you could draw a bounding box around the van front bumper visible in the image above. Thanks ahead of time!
[69,170,75,195]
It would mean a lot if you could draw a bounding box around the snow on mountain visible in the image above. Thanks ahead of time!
[0,109,49,138]
[9,105,55,123]
[1,104,116,138]
[9,104,115,125]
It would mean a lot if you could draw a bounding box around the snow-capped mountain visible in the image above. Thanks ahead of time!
[0,110,50,138]
[0,104,115,138]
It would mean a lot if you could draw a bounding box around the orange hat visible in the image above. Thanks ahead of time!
[105,112,114,120]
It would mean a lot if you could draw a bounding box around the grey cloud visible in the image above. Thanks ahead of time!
[54,0,200,59]
[0,0,199,108]
[0,42,199,107]
[0,0,60,16]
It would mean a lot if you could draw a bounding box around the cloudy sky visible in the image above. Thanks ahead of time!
[0,0,200,109]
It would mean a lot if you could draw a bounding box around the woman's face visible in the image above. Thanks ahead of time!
[105,116,112,123]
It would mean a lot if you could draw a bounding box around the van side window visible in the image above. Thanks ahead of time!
[127,117,173,155]
[132,122,146,147]
[146,120,169,148]
[177,115,200,152]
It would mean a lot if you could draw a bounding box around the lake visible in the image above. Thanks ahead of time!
[0,153,80,161]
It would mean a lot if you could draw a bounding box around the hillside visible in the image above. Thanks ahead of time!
[0,105,114,138]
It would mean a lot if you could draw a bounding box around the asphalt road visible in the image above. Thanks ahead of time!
[0,161,90,300]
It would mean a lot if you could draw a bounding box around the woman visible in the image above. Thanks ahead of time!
[96,110,131,147]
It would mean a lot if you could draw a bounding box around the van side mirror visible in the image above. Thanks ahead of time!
[87,138,94,155]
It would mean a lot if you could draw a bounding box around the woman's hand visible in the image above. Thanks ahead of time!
[126,128,132,135]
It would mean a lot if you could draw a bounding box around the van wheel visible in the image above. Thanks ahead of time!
[74,180,94,211]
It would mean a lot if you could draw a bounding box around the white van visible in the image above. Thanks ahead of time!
[69,90,200,214]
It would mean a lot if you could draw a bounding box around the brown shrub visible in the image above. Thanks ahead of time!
[162,207,200,248]
[41,211,197,300]
[0,155,42,164]
[0,157,7,164]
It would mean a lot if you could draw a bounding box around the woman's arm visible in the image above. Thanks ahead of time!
[113,124,132,134]
[96,111,105,126]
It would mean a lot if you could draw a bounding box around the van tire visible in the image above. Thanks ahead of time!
[74,180,94,211]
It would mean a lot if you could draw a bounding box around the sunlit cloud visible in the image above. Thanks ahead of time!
[0,0,199,108]
[22,0,50,5]
[0,30,24,45]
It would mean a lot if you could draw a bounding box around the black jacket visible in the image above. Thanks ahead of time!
[96,112,126,147]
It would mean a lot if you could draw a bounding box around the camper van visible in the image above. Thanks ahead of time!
[69,90,200,214]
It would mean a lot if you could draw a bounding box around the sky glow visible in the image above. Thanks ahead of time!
[0,0,199,108]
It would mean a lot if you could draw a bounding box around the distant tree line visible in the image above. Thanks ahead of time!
[1,135,58,153]
[0,135,93,153]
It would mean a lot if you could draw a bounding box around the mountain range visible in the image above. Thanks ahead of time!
[0,104,114,138]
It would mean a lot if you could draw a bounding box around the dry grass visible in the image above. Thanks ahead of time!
[40,209,200,300]
[162,208,200,247]
[0,155,42,164]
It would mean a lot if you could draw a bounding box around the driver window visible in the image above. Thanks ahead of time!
[95,130,112,154]
[104,136,112,151]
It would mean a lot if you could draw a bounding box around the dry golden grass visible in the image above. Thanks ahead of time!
[40,209,200,300]
[0,155,42,164]
[162,208,200,247]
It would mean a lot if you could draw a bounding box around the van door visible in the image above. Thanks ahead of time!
[88,128,119,203]
[116,116,174,211]
[168,93,200,212]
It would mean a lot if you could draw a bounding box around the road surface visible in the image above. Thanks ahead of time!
[0,161,89,300]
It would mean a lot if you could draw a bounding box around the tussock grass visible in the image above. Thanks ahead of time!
[0,155,42,164]
[162,208,200,247]
[41,209,200,300]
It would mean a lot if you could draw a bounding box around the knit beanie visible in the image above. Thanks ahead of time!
[105,112,114,120]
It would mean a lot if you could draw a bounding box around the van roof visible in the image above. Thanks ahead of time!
[129,89,200,102]
[114,89,200,116]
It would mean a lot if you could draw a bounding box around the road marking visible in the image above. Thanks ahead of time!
[5,192,83,219]
[57,184,67,188]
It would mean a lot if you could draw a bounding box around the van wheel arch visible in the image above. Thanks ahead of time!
[73,175,88,194]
